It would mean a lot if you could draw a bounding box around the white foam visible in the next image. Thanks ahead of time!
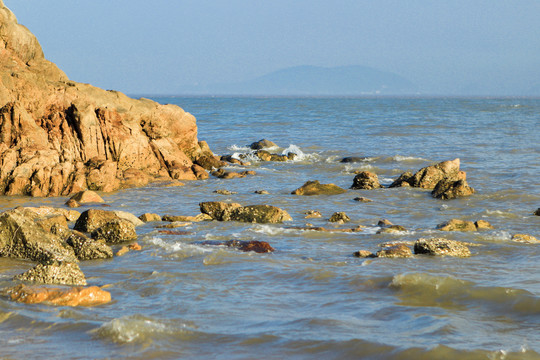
[392,155,428,162]
[147,237,213,255]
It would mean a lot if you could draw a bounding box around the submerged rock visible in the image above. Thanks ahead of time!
[511,234,539,244]
[291,180,347,196]
[414,238,471,257]
[329,212,350,223]
[14,262,87,286]
[353,197,373,203]
[255,150,295,162]
[376,225,407,234]
[437,219,477,232]
[6,284,111,306]
[304,210,322,219]
[199,201,292,224]
[350,171,382,190]
[340,156,368,163]
[161,214,211,222]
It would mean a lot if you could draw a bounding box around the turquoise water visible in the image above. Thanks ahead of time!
[0,97,539,359]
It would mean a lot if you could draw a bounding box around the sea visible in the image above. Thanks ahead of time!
[0,96,539,359]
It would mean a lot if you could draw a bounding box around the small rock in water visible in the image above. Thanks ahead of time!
[91,219,138,244]
[202,240,275,253]
[353,197,373,202]
[376,225,407,234]
[292,180,347,196]
[354,250,375,258]
[511,234,539,244]
[139,213,162,222]
[350,171,383,190]
[378,219,393,227]
[376,244,413,258]
[437,219,477,232]
[414,238,471,257]
[329,212,350,223]
[67,190,104,204]
[65,199,81,208]
[340,156,368,163]
[474,220,494,230]
[304,210,322,219]
[14,262,87,286]
[214,189,238,195]
[250,139,278,150]
[5,284,111,306]
[255,190,270,195]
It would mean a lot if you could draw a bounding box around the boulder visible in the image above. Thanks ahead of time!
[431,179,475,199]
[291,180,347,196]
[388,171,414,188]
[199,201,292,223]
[138,213,162,222]
[0,209,77,263]
[68,190,104,204]
[396,159,462,189]
[73,209,120,233]
[90,219,138,244]
[414,238,471,257]
[0,2,210,197]
[66,230,113,260]
[329,212,350,223]
[6,284,111,306]
[376,244,413,258]
[14,261,86,286]
[437,219,477,232]
[250,139,278,150]
[511,234,539,244]
[350,171,382,190]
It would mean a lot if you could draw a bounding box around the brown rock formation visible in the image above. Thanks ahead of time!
[0,2,211,196]
[350,171,382,190]
[6,283,111,306]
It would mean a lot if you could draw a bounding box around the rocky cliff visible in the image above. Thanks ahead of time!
[0,1,212,196]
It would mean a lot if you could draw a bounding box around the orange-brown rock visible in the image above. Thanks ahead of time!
[0,2,211,196]
[6,283,111,306]
[202,240,275,253]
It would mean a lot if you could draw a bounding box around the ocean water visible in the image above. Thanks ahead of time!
[0,96,539,359]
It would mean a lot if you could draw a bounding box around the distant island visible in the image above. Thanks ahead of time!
[185,65,418,96]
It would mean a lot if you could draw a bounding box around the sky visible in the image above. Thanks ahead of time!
[4,0,540,96]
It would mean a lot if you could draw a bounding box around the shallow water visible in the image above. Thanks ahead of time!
[0,97,539,359]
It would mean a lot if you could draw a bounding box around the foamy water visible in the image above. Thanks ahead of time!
[0,96,539,359]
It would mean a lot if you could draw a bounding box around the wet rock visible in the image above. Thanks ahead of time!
[250,139,278,150]
[214,189,238,195]
[211,169,256,179]
[73,209,120,233]
[255,190,270,195]
[354,250,376,258]
[6,284,111,306]
[220,155,250,166]
[474,220,494,230]
[200,201,292,224]
[414,238,471,257]
[66,230,113,260]
[376,244,413,258]
[340,156,367,163]
[193,154,226,170]
[329,212,350,223]
[393,158,462,189]
[431,179,475,199]
[378,219,394,227]
[511,234,539,244]
[291,180,347,196]
[377,225,407,234]
[388,171,414,188]
[0,209,77,263]
[161,214,211,222]
[354,197,373,202]
[534,208,540,216]
[202,240,274,253]
[14,261,87,286]
[116,242,142,257]
[304,210,322,219]
[255,150,293,162]
[138,213,162,222]
[350,171,382,190]
[90,219,138,244]
[437,219,477,232]
[68,190,104,204]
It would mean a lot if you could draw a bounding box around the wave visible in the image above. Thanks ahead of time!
[389,272,540,316]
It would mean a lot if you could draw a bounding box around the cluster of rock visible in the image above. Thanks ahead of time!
[0,1,220,197]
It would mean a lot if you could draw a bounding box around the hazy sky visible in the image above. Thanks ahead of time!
[5,0,540,95]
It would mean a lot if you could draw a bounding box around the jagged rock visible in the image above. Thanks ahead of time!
[432,179,475,199]
[511,234,539,244]
[66,230,113,260]
[437,219,477,232]
[5,283,111,306]
[6,284,109,306]
[394,159,462,189]
[14,261,86,286]
[350,171,382,190]
[378,219,393,227]
[329,212,350,223]
[138,213,162,222]
[291,180,347,196]
[199,201,292,223]
[73,209,120,233]
[414,238,471,257]
[250,139,278,150]
[90,219,137,244]
[0,209,77,263]
[0,2,211,197]
[68,190,104,204]
[376,244,413,258]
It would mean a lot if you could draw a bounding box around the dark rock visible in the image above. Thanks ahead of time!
[194,154,226,170]
[90,219,138,244]
[340,156,368,163]
[474,220,494,230]
[255,190,270,195]
[202,240,275,253]
[291,180,347,196]
[432,179,475,199]
[66,230,113,260]
[214,189,238,195]
[414,238,471,257]
[350,171,382,190]
[14,261,87,286]
[353,197,373,202]
[534,208,540,216]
